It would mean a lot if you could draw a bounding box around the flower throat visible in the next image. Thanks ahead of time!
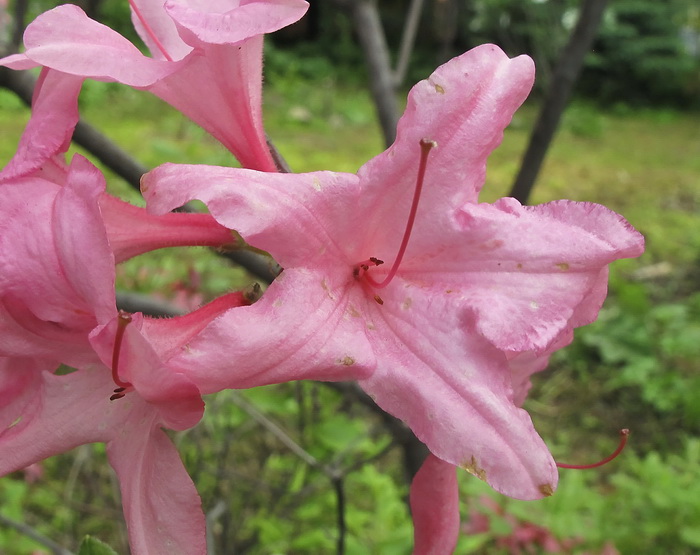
[354,138,436,301]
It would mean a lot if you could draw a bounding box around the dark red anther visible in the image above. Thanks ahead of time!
[556,429,630,470]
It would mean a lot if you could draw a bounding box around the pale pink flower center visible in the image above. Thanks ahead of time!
[354,139,436,302]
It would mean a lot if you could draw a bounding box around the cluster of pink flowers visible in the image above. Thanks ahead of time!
[0,1,644,553]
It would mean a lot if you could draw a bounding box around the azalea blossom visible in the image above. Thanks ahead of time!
[0,302,237,555]
[0,0,309,171]
[142,44,645,500]
[0,139,249,552]
[0,64,236,265]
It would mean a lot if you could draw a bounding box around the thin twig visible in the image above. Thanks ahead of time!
[11,0,28,52]
[230,392,323,470]
[115,291,185,317]
[0,513,74,555]
[323,382,428,479]
[332,476,346,555]
[231,391,350,555]
[509,0,610,204]
[393,0,425,87]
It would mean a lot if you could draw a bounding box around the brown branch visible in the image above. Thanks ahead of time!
[337,0,400,147]
[509,0,610,204]
[0,513,74,555]
[323,382,428,480]
[394,0,425,87]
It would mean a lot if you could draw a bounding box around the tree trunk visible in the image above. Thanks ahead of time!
[509,0,609,204]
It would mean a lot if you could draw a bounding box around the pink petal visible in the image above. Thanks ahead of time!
[129,0,193,61]
[0,368,123,475]
[140,291,248,359]
[0,296,95,367]
[165,0,309,46]
[98,194,234,263]
[0,53,38,70]
[0,69,82,181]
[163,269,375,394]
[0,364,206,554]
[0,169,108,329]
[52,156,117,324]
[446,198,644,351]
[356,44,535,257]
[0,357,45,433]
[142,164,362,266]
[21,5,178,86]
[0,156,115,363]
[359,290,557,500]
[89,313,204,431]
[147,37,277,171]
[410,454,460,555]
[107,412,206,555]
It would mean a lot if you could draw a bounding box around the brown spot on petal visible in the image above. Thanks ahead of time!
[516,263,523,270]
[338,356,355,366]
[539,483,554,497]
[461,456,487,482]
[556,262,570,271]
[321,279,336,300]
[347,305,361,318]
[434,83,445,94]
[480,239,504,250]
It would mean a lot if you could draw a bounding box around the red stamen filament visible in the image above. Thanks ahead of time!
[128,0,174,62]
[111,311,133,394]
[556,429,630,469]
[362,138,436,289]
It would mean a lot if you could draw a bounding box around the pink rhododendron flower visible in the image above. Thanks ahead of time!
[0,66,235,264]
[142,44,645,500]
[0,300,239,554]
[0,143,246,553]
[410,454,460,555]
[0,0,309,171]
